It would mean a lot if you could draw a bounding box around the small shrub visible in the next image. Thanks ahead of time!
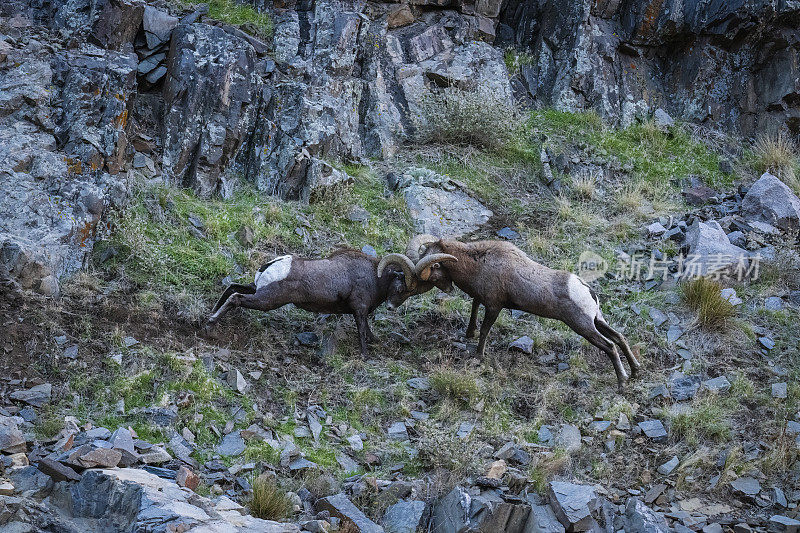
[430,368,480,403]
[504,49,536,74]
[249,474,293,520]
[754,131,798,190]
[681,277,735,329]
[411,87,519,151]
[528,450,569,493]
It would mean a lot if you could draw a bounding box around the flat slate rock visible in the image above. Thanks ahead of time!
[638,420,668,442]
[509,335,535,354]
[9,383,52,407]
[703,376,731,392]
[730,476,761,497]
[383,500,426,533]
[317,493,384,533]
[37,458,81,482]
[217,430,246,457]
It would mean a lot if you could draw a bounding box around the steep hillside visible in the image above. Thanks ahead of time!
[1,1,800,532]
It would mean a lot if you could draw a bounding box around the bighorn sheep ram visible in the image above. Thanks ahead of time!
[207,248,457,355]
[405,235,641,390]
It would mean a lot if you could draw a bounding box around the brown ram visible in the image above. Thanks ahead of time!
[207,248,456,355]
[406,235,641,390]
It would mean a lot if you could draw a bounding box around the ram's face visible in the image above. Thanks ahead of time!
[422,262,454,293]
[385,271,413,310]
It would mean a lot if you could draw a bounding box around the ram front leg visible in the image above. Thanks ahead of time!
[353,311,370,357]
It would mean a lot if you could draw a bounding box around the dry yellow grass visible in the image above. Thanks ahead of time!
[754,131,798,191]
[249,474,293,520]
[681,277,736,329]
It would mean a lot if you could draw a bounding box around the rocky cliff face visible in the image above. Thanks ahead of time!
[2,0,800,294]
[0,0,511,293]
[498,0,800,134]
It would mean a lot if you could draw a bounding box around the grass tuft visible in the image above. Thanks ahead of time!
[249,474,293,520]
[668,396,731,445]
[681,277,735,329]
[753,131,798,192]
[178,0,273,38]
[430,367,480,404]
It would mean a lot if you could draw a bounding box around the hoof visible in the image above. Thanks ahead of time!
[630,367,640,380]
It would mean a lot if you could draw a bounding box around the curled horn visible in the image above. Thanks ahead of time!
[415,253,458,281]
[405,234,438,262]
[377,253,417,290]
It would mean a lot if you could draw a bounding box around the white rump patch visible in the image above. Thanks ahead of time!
[567,274,598,317]
[254,255,292,290]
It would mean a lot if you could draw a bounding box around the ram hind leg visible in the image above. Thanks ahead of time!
[595,317,641,379]
[353,310,371,357]
[568,317,628,392]
[208,287,284,325]
[476,307,501,356]
[211,283,256,315]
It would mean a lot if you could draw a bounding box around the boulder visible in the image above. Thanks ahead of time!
[400,168,493,238]
[0,416,26,454]
[142,6,177,49]
[741,173,800,231]
[624,498,670,532]
[317,493,384,533]
[653,108,674,131]
[548,481,599,532]
[553,424,582,453]
[9,383,52,408]
[670,373,701,402]
[638,420,667,443]
[430,486,530,532]
[730,477,761,499]
[685,219,749,277]
[8,466,53,498]
[161,23,264,197]
[92,0,145,50]
[386,5,414,29]
[523,494,565,532]
[52,468,299,532]
[37,458,81,482]
[217,431,246,457]
[769,515,800,532]
[510,336,535,354]
[383,500,426,533]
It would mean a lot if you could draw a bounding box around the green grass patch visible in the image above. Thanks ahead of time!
[667,396,732,445]
[430,368,480,404]
[530,110,731,188]
[244,442,281,464]
[98,185,300,294]
[177,0,273,38]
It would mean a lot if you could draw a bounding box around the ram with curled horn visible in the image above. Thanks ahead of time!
[407,234,641,391]
[206,248,456,356]
[376,249,459,310]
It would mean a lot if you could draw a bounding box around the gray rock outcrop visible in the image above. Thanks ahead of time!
[685,219,749,277]
[742,172,800,232]
[498,1,800,135]
[398,168,493,238]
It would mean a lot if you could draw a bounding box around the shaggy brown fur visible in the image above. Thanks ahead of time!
[417,239,641,390]
[207,250,450,356]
